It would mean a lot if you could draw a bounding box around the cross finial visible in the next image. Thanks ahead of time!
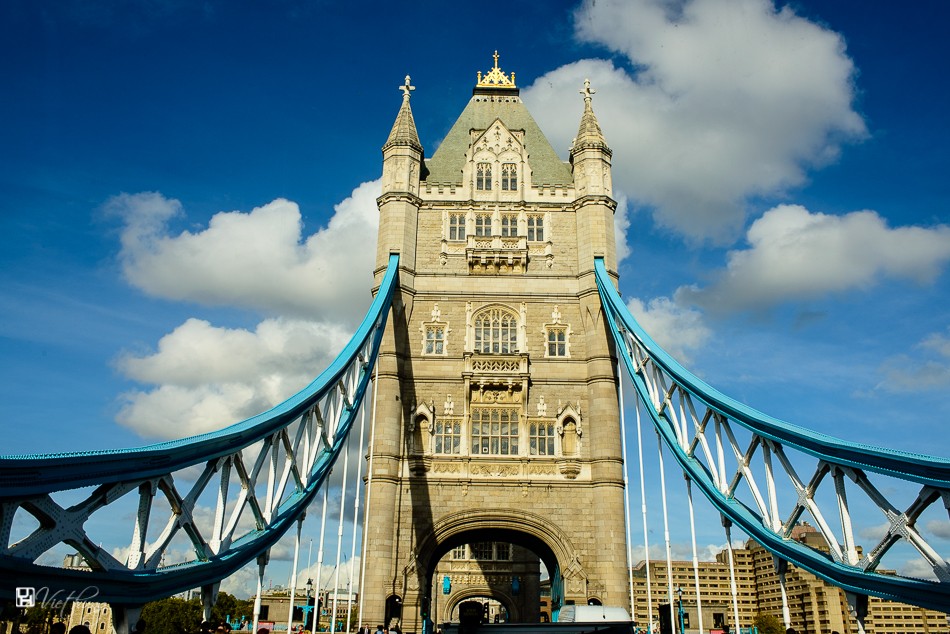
[399,75,415,100]
[493,50,500,69]
[580,78,595,101]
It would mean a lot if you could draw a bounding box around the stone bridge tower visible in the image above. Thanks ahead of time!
[365,58,626,631]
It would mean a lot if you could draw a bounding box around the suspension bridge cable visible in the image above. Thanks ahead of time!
[657,433,677,634]
[722,517,741,633]
[287,516,305,634]
[685,477,704,634]
[358,360,380,631]
[345,399,368,634]
[316,480,331,627]
[635,402,654,633]
[617,362,636,617]
[330,428,352,634]
[253,553,267,634]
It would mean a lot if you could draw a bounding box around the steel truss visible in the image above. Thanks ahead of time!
[0,254,399,611]
[594,258,950,612]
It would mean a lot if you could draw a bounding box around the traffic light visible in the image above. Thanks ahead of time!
[420,596,430,619]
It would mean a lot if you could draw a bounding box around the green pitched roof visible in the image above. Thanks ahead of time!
[423,97,574,187]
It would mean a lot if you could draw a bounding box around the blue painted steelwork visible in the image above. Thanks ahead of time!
[0,254,400,604]
[594,257,950,612]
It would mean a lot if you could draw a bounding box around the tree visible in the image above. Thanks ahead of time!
[753,613,784,634]
[140,597,201,634]
[210,593,253,626]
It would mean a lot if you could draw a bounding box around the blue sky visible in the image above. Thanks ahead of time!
[2,0,949,598]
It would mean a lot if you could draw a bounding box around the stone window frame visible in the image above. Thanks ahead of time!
[541,305,572,359]
[529,420,557,456]
[474,213,491,236]
[473,307,519,355]
[501,163,518,191]
[470,406,520,456]
[467,302,527,354]
[527,214,544,241]
[448,212,466,241]
[433,418,461,455]
[420,303,451,356]
[500,213,518,237]
[476,163,492,190]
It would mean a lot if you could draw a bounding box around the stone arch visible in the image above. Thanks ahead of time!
[443,587,520,624]
[403,508,587,621]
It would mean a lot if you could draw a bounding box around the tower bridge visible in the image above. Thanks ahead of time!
[3,56,950,634]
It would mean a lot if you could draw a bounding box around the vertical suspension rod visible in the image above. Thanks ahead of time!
[657,433,677,634]
[635,402,654,633]
[315,479,331,629]
[287,517,304,634]
[345,400,368,633]
[330,426,353,634]
[686,476,704,634]
[723,518,741,633]
[359,359,380,631]
[617,362,636,617]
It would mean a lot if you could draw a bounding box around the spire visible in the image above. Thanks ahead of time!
[384,75,422,152]
[572,78,610,154]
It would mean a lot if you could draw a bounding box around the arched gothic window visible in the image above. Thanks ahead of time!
[474,308,518,354]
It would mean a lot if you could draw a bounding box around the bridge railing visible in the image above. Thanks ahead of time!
[595,257,950,613]
[0,254,400,608]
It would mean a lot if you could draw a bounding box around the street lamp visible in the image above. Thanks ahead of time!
[676,588,684,634]
[304,578,314,632]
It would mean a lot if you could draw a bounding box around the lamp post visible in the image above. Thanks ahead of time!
[304,578,314,632]
[676,588,684,634]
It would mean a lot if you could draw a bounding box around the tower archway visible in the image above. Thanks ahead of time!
[402,509,587,624]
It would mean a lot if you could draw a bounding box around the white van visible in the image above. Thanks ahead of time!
[557,605,631,622]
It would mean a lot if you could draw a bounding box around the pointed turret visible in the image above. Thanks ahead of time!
[570,78,618,271]
[573,79,610,153]
[377,75,424,281]
[384,76,423,152]
[570,78,613,197]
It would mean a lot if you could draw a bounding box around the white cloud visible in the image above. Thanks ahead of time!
[614,192,632,263]
[926,518,950,540]
[626,296,711,364]
[115,316,349,439]
[109,181,380,439]
[675,205,950,313]
[523,0,866,243]
[105,179,381,323]
[898,557,938,581]
[877,327,950,393]
[629,540,744,566]
[858,523,889,543]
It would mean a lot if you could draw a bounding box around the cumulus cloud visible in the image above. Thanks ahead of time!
[899,557,938,581]
[675,205,950,313]
[626,296,711,364]
[115,316,349,439]
[105,179,381,323]
[614,193,632,263]
[523,0,866,243]
[876,327,950,393]
[926,518,950,540]
[629,540,745,565]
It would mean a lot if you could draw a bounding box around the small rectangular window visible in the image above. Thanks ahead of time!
[426,327,444,355]
[501,215,517,237]
[475,214,491,237]
[530,422,556,456]
[434,419,461,454]
[501,163,517,190]
[471,408,519,455]
[477,163,492,190]
[548,329,566,356]
[449,214,466,240]
[527,216,544,241]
